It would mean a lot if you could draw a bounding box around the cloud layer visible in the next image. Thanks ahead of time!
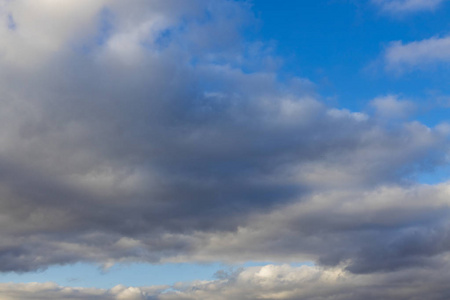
[0,1,450,299]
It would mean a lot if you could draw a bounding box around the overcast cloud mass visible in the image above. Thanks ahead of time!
[0,0,450,299]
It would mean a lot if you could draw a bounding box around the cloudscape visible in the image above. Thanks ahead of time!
[0,0,450,299]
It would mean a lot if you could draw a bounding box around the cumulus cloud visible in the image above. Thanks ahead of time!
[384,36,450,72]
[372,0,447,14]
[0,2,449,296]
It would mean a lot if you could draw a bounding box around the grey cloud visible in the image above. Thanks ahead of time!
[177,183,450,273]
[0,0,449,281]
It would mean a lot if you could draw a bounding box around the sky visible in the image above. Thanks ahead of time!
[0,0,450,299]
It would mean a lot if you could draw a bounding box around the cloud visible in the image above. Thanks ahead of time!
[174,182,450,273]
[370,95,415,119]
[372,0,447,14]
[161,263,450,300]
[0,1,449,294]
[384,36,450,72]
[0,282,166,300]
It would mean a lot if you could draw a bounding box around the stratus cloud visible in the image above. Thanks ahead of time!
[0,0,449,287]
[373,0,447,14]
[384,36,450,72]
[4,263,450,300]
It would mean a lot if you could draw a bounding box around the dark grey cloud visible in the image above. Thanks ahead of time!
[0,0,449,285]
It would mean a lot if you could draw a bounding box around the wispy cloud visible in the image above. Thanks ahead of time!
[373,0,447,14]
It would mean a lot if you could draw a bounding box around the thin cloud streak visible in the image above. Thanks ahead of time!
[373,0,447,14]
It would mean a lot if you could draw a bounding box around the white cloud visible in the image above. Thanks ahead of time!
[384,36,450,72]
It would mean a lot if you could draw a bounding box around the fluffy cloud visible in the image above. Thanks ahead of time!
[0,1,450,294]
[372,0,447,14]
[384,36,450,72]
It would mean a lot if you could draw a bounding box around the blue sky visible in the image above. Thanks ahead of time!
[0,1,450,299]
[0,263,226,288]
[251,0,450,114]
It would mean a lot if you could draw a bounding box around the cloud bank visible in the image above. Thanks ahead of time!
[0,0,450,299]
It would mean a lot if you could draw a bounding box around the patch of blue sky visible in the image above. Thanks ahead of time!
[74,7,115,55]
[95,7,115,47]
[244,0,450,185]
[150,28,174,50]
[416,165,450,184]
[0,263,224,288]
[7,14,15,30]
[0,261,315,288]
[248,0,450,111]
